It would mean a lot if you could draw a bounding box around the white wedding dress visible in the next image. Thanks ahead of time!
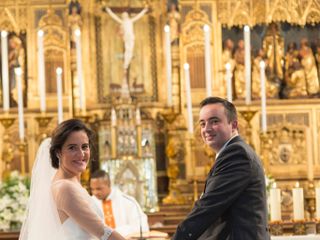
[19,138,112,240]
[54,182,106,240]
[57,193,105,239]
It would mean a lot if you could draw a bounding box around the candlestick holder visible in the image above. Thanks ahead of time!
[239,108,257,148]
[306,181,316,220]
[0,116,15,129]
[35,115,53,143]
[18,140,26,175]
[161,106,179,125]
[259,132,270,172]
[162,134,186,205]
[269,221,283,236]
[161,107,187,204]
[0,116,16,178]
[293,220,306,235]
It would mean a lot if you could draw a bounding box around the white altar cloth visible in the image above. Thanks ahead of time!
[272,235,320,240]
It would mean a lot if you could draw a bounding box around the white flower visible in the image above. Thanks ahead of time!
[0,171,30,231]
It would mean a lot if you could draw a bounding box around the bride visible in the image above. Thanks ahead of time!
[19,119,125,240]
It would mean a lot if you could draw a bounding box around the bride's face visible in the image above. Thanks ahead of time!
[58,130,90,175]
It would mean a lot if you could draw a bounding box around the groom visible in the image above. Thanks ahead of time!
[172,97,270,240]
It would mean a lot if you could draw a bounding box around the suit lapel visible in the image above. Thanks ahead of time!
[202,136,242,193]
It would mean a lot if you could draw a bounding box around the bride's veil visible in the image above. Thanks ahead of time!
[19,138,62,240]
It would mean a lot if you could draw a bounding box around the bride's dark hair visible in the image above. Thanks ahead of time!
[49,118,95,169]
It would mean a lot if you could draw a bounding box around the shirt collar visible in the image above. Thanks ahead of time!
[215,133,239,159]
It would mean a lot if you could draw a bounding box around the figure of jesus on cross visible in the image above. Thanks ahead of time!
[105,6,148,71]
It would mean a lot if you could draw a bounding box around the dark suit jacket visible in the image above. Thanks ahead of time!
[172,136,270,240]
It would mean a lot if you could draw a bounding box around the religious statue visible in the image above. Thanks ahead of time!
[8,34,25,107]
[222,38,235,70]
[262,23,284,84]
[315,41,320,81]
[167,0,181,45]
[105,6,148,71]
[68,0,82,48]
[299,38,320,96]
[284,42,307,98]
[233,39,245,100]
[252,49,279,99]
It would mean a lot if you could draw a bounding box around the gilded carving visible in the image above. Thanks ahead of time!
[217,0,320,26]
[261,124,307,166]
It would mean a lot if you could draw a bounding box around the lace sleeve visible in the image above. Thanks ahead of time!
[101,227,113,240]
[52,180,113,239]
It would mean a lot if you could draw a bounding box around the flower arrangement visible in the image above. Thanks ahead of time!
[0,171,30,231]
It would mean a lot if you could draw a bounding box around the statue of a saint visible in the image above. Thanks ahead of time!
[8,34,25,106]
[233,40,245,99]
[68,0,82,48]
[105,6,148,70]
[252,49,279,99]
[262,23,284,83]
[222,38,235,70]
[167,1,181,45]
[315,41,320,81]
[299,38,320,96]
[284,42,307,98]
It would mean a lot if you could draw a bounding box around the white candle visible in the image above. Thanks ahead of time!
[111,108,117,127]
[316,187,320,219]
[244,25,251,105]
[75,29,85,112]
[184,63,193,134]
[260,61,267,133]
[37,30,46,113]
[136,107,141,125]
[292,182,304,220]
[56,67,63,124]
[15,67,24,140]
[225,63,232,102]
[203,24,212,97]
[164,25,172,107]
[269,182,281,221]
[1,31,9,112]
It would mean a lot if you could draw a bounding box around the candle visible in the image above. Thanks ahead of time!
[269,182,281,221]
[111,108,117,158]
[37,30,46,113]
[111,108,117,127]
[203,24,212,97]
[1,31,9,112]
[316,187,320,219]
[136,107,141,125]
[75,29,85,113]
[56,67,63,124]
[225,63,232,102]
[184,63,193,134]
[164,25,172,107]
[292,182,304,220]
[15,67,24,140]
[244,25,251,105]
[260,61,267,132]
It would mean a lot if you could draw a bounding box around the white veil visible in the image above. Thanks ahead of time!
[19,138,62,240]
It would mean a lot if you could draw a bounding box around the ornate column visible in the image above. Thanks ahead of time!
[0,117,15,178]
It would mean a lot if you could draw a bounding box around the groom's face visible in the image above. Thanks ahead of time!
[90,178,111,200]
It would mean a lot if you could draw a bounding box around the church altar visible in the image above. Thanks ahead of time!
[1,0,320,238]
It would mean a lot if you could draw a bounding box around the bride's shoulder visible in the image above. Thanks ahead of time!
[52,179,80,194]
